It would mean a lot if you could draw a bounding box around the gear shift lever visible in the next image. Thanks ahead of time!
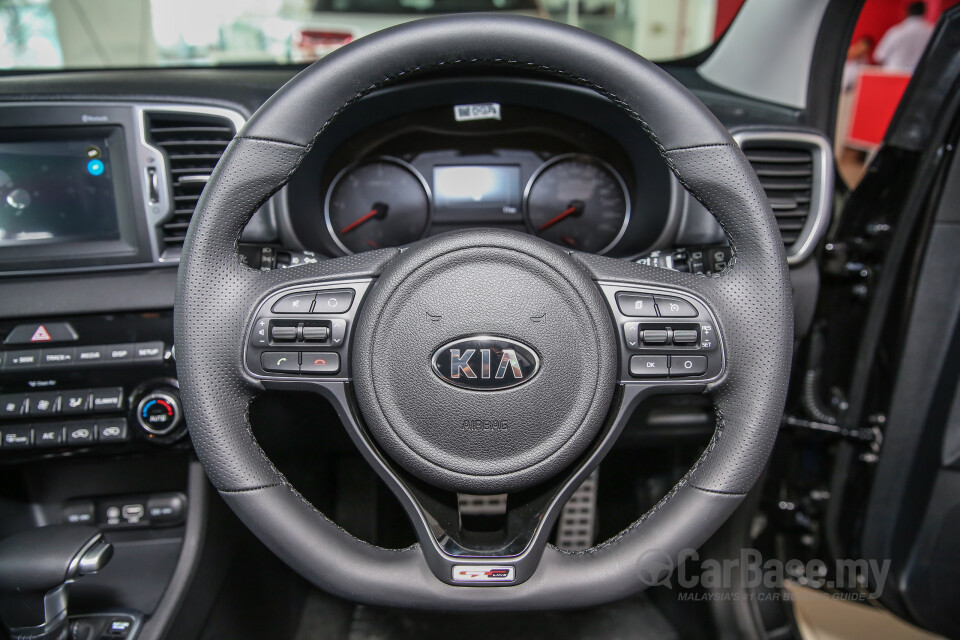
[0,525,112,640]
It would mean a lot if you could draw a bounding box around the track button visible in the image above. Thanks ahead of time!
[261,352,299,373]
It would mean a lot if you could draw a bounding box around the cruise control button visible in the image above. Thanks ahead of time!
[312,290,354,314]
[616,293,657,317]
[91,388,124,412]
[0,394,26,419]
[261,352,299,373]
[4,350,39,370]
[641,329,668,345]
[61,390,90,414]
[35,425,64,448]
[699,324,718,350]
[28,391,60,415]
[4,322,78,345]
[300,353,340,375]
[76,345,105,365]
[670,355,708,377]
[629,355,669,377]
[672,329,699,344]
[272,292,315,314]
[2,425,32,449]
[302,326,329,342]
[66,422,96,445]
[655,296,697,318]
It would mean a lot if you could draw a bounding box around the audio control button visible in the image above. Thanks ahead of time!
[272,293,315,314]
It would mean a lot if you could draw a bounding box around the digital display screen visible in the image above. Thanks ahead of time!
[433,165,521,214]
[0,133,121,247]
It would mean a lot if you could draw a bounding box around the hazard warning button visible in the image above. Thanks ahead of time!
[3,322,79,345]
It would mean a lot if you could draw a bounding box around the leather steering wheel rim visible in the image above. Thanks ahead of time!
[175,14,793,610]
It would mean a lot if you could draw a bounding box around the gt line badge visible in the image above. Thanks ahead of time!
[451,565,516,583]
[431,336,540,391]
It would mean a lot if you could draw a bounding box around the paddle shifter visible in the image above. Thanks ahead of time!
[0,525,112,640]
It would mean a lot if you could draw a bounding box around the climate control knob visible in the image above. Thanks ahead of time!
[136,391,182,436]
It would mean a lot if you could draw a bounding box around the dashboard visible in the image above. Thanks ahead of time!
[0,74,832,283]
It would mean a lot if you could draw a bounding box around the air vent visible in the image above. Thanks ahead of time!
[144,110,238,251]
[736,131,833,264]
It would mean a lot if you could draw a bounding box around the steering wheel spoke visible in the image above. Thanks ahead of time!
[302,368,641,587]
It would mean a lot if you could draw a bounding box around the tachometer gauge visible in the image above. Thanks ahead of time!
[325,157,431,254]
[523,154,630,254]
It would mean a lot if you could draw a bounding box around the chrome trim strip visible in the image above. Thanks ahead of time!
[733,129,834,266]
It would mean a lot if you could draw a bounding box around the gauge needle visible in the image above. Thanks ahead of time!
[341,203,387,234]
[538,201,583,231]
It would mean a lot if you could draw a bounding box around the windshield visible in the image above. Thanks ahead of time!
[0,0,743,70]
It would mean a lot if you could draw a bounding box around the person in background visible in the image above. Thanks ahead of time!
[842,35,875,92]
[874,1,934,72]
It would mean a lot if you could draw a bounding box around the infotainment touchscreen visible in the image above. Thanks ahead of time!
[0,130,121,247]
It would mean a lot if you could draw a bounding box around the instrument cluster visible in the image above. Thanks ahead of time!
[324,152,631,255]
[281,93,679,259]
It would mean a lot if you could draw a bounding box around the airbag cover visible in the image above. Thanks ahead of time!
[352,229,616,493]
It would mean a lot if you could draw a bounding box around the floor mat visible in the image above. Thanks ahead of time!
[294,590,678,640]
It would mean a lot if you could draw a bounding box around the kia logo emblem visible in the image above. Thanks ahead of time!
[431,336,540,391]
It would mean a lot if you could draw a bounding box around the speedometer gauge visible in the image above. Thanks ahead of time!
[523,154,630,254]
[325,157,431,254]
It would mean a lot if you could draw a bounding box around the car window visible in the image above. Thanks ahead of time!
[0,0,744,70]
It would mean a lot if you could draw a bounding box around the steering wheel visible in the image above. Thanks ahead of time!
[175,15,792,610]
